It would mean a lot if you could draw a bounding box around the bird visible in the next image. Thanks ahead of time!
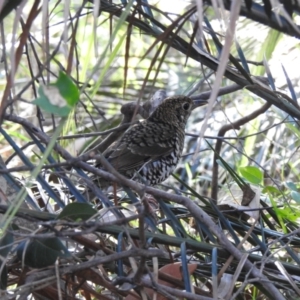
[95,95,207,187]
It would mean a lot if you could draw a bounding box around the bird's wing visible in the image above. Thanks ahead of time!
[105,121,177,172]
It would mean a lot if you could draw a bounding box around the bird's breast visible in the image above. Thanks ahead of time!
[138,131,185,185]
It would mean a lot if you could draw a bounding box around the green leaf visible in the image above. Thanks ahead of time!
[262,186,281,195]
[239,166,263,185]
[276,207,299,222]
[32,71,79,116]
[291,191,300,203]
[53,71,80,106]
[32,85,71,116]
[58,202,98,221]
[286,181,298,192]
[286,123,300,139]
[17,237,70,268]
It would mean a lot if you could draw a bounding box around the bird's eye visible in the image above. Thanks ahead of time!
[182,102,190,110]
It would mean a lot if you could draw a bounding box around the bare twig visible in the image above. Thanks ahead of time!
[211,102,272,201]
[0,0,40,123]
[16,248,165,297]
[190,83,242,102]
[140,275,213,300]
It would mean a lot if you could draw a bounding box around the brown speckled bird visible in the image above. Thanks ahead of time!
[99,95,207,186]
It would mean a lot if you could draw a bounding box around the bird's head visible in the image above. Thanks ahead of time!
[148,95,207,128]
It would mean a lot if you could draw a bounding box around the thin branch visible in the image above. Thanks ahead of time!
[0,0,41,123]
[211,102,272,201]
[15,248,165,297]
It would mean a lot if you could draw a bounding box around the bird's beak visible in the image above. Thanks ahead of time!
[192,99,208,110]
